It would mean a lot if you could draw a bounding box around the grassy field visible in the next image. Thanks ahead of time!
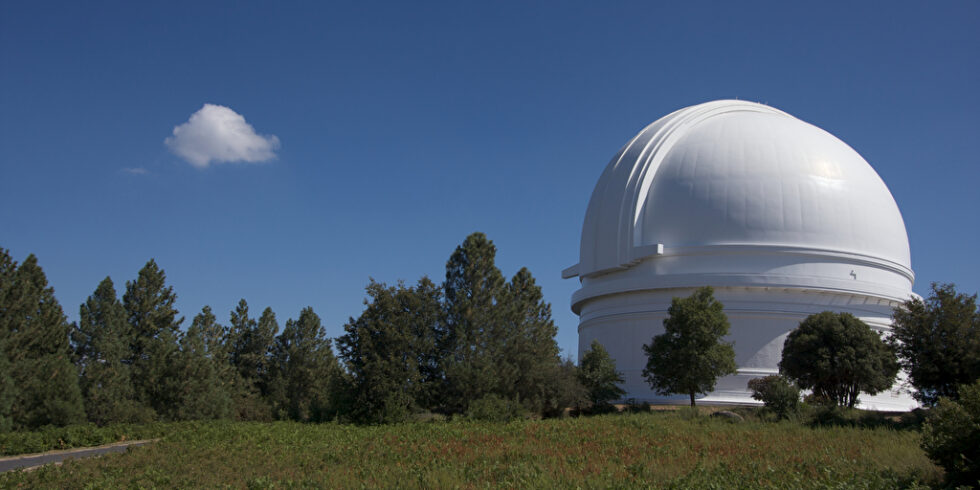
[0,411,941,488]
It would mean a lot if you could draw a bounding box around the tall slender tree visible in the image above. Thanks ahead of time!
[440,232,506,413]
[172,306,234,420]
[497,267,562,412]
[269,307,342,422]
[73,277,145,424]
[0,249,18,431]
[0,253,85,428]
[123,259,183,417]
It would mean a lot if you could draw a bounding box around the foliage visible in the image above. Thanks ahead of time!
[72,277,149,425]
[0,422,172,456]
[226,300,278,401]
[465,394,525,422]
[642,287,737,406]
[780,311,898,408]
[538,357,588,418]
[269,307,342,422]
[122,259,183,418]
[440,232,508,414]
[578,340,626,410]
[496,267,564,414]
[0,414,942,488]
[921,379,980,486]
[172,306,235,421]
[747,375,800,420]
[890,282,980,406]
[0,251,85,429]
[337,278,443,424]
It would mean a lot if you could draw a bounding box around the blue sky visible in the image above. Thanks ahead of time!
[1,1,977,359]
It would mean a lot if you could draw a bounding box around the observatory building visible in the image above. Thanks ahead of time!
[563,100,916,411]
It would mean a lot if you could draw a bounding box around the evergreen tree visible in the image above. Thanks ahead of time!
[225,301,279,420]
[440,232,506,413]
[337,278,443,423]
[73,277,146,425]
[172,306,234,420]
[253,307,280,397]
[890,283,980,406]
[0,253,85,428]
[0,249,17,431]
[642,287,737,407]
[498,267,563,413]
[780,311,898,408]
[0,348,14,432]
[269,307,341,422]
[122,259,183,417]
[579,340,626,410]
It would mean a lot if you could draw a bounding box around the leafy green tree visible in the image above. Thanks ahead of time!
[642,287,737,407]
[440,232,507,414]
[269,307,342,422]
[747,375,800,420]
[172,306,234,420]
[338,278,443,423]
[890,283,980,406]
[73,277,147,425]
[0,252,85,428]
[579,340,626,410]
[780,311,898,408]
[540,356,589,418]
[921,379,980,486]
[122,259,183,418]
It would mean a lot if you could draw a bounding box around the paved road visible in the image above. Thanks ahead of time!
[0,440,156,473]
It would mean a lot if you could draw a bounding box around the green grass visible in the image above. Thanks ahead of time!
[0,412,941,488]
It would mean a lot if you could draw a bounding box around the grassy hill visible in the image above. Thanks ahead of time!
[0,410,941,488]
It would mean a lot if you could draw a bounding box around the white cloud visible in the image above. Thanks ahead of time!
[122,167,148,175]
[165,104,280,168]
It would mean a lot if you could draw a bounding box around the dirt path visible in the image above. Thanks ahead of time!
[0,439,158,473]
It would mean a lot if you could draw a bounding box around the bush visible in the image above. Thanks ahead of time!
[921,379,980,486]
[0,422,171,455]
[748,375,800,420]
[466,395,524,423]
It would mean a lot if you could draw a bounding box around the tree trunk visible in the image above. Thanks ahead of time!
[689,392,696,407]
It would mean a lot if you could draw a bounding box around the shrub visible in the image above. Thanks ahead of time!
[748,375,800,420]
[921,379,980,486]
[466,395,524,423]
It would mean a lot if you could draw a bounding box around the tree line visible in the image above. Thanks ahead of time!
[1,233,631,431]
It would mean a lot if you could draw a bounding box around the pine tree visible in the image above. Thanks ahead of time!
[253,307,280,398]
[0,249,17,431]
[73,277,147,425]
[0,348,14,432]
[337,278,443,423]
[269,307,341,422]
[579,340,626,410]
[173,306,234,420]
[498,267,563,413]
[122,259,183,418]
[0,253,85,428]
[440,232,506,413]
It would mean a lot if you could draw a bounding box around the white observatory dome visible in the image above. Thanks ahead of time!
[565,100,916,410]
